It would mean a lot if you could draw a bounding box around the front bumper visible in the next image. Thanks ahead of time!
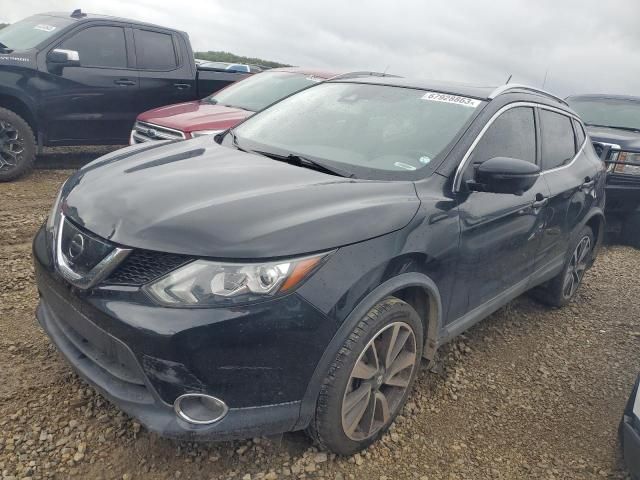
[621,376,640,479]
[33,226,335,440]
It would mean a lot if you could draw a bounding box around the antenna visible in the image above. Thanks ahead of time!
[505,74,512,84]
[383,65,390,76]
[542,69,549,89]
[71,9,87,18]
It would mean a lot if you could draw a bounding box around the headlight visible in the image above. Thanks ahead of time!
[145,253,330,307]
[612,152,640,176]
[45,185,64,233]
[190,130,224,138]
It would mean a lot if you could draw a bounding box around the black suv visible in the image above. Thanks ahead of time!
[33,79,606,454]
[566,95,640,247]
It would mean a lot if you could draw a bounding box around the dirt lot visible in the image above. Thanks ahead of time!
[1,159,639,479]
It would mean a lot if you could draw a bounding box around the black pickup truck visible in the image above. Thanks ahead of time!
[567,94,640,247]
[0,10,249,180]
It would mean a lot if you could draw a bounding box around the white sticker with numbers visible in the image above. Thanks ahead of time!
[421,91,481,108]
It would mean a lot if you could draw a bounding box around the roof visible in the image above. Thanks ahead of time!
[332,76,497,100]
[41,11,186,34]
[567,94,640,103]
[331,77,569,107]
[268,67,341,79]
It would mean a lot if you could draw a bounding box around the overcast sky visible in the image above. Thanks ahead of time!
[4,0,640,97]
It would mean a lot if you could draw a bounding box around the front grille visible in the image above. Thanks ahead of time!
[131,121,186,143]
[105,250,193,286]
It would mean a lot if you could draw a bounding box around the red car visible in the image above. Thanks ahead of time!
[130,67,338,144]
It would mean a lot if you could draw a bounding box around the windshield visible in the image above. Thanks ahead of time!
[0,15,73,51]
[206,71,324,112]
[567,97,640,132]
[232,82,482,179]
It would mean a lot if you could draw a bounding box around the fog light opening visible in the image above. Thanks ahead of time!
[174,393,228,425]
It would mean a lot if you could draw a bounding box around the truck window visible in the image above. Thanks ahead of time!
[134,30,177,70]
[60,26,127,68]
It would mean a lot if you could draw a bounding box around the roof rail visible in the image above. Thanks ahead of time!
[489,83,568,106]
[326,71,401,81]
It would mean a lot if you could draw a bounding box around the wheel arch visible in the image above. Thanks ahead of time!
[582,208,605,262]
[0,90,38,134]
[295,272,442,430]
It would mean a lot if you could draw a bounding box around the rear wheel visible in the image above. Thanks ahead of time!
[0,107,36,182]
[308,297,423,455]
[534,226,594,307]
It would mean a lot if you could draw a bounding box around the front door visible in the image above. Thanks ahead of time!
[450,106,549,320]
[41,24,138,144]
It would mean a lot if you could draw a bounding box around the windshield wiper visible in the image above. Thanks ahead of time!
[253,150,354,178]
[585,123,640,133]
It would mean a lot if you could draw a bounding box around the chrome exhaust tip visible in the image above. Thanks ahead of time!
[174,393,228,425]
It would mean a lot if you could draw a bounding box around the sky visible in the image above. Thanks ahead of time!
[4,0,640,97]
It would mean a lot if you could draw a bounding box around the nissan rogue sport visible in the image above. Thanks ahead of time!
[34,78,606,455]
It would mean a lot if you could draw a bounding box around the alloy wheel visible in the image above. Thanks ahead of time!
[562,235,592,300]
[341,321,417,441]
[0,120,25,172]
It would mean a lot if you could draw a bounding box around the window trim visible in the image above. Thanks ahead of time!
[53,24,131,70]
[452,101,587,192]
[132,27,179,72]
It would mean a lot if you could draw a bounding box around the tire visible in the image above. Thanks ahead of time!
[0,107,36,182]
[621,213,640,249]
[534,226,595,308]
[307,297,423,455]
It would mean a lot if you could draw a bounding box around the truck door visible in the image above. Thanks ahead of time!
[132,28,196,113]
[41,23,138,144]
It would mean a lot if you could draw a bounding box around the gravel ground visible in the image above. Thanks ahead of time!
[1,165,639,480]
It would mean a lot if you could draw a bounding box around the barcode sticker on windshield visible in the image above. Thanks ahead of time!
[421,91,481,108]
[34,24,56,32]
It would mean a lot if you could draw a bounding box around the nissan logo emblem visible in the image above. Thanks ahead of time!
[146,128,157,138]
[68,233,85,260]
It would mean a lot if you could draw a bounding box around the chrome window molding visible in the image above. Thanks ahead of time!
[55,214,131,290]
[452,101,588,193]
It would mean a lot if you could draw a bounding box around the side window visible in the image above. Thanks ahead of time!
[465,107,536,180]
[60,26,127,68]
[540,110,576,170]
[134,29,177,70]
[573,119,586,148]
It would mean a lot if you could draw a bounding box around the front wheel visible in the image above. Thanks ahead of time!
[0,107,36,182]
[308,297,423,455]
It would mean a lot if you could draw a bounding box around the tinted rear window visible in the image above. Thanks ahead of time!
[134,29,177,70]
[540,110,576,170]
[573,119,586,148]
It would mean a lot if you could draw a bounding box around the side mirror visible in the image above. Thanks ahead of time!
[468,156,540,195]
[47,48,80,66]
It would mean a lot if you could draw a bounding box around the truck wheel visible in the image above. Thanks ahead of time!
[621,213,640,249]
[0,107,36,182]
[307,297,423,455]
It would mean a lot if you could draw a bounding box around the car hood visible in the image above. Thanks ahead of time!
[137,101,252,133]
[61,139,420,258]
[586,125,640,152]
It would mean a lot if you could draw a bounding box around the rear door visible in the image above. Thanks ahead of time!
[451,106,550,319]
[133,28,196,114]
[536,108,599,269]
[41,23,138,144]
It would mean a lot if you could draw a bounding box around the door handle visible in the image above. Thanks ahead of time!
[114,79,136,86]
[532,193,549,209]
[580,176,595,191]
[174,83,191,90]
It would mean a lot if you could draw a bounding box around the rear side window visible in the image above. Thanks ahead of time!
[573,119,586,148]
[60,26,127,68]
[468,107,536,169]
[134,29,177,70]
[540,110,576,170]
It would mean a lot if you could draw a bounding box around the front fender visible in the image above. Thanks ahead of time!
[294,271,442,430]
